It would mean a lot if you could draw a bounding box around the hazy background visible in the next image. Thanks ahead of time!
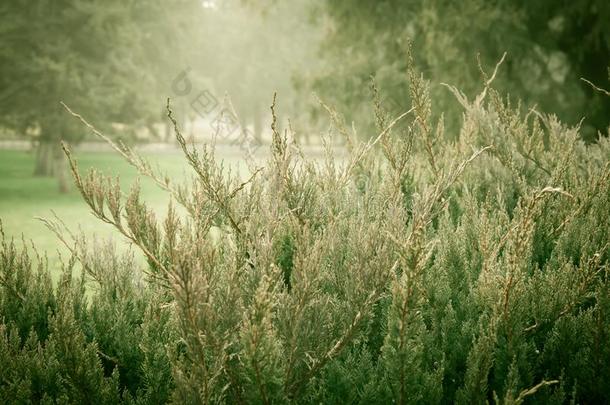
[1,0,608,275]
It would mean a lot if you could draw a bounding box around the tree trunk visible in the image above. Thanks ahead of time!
[56,154,69,193]
[33,140,55,176]
[33,139,69,193]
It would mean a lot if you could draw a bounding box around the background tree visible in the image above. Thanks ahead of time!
[311,0,610,141]
[190,0,323,144]
[0,0,203,191]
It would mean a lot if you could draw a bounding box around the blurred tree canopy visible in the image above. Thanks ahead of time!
[0,0,325,191]
[0,0,203,188]
[311,0,610,141]
[1,0,607,192]
[189,0,322,143]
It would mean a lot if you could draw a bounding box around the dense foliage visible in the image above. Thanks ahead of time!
[313,0,610,142]
[0,0,203,186]
[1,61,609,403]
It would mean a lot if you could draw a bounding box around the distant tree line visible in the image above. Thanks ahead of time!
[1,0,608,191]
[0,0,203,191]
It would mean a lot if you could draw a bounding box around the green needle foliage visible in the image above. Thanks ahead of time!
[1,59,609,403]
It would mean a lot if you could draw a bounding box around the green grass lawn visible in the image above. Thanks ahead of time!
[0,148,247,282]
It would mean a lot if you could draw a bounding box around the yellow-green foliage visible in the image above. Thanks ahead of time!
[1,62,609,403]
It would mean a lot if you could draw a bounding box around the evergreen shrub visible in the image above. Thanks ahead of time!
[1,60,609,403]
